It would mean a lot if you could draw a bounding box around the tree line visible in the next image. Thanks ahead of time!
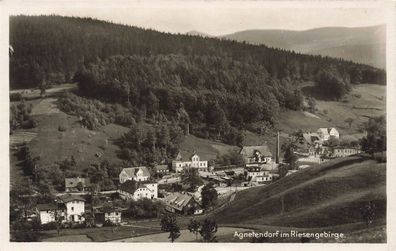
[10,15,385,90]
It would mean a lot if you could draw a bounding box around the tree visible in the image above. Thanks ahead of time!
[199,219,218,242]
[345,117,354,129]
[360,116,386,158]
[160,215,181,242]
[201,183,218,209]
[307,97,316,113]
[181,168,204,191]
[282,141,298,170]
[187,219,201,241]
[278,163,289,178]
[360,202,376,227]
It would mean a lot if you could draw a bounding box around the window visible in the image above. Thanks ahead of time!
[71,207,74,211]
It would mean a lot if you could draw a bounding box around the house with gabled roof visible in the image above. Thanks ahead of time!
[317,127,339,141]
[162,192,202,215]
[36,203,66,224]
[240,144,273,165]
[65,177,91,192]
[57,194,86,223]
[118,180,158,201]
[172,152,208,173]
[119,166,150,183]
[36,194,86,224]
[154,164,169,174]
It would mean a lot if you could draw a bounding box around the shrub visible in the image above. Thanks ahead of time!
[10,93,23,101]
[58,125,67,132]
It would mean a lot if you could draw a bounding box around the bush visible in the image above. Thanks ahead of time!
[10,93,23,101]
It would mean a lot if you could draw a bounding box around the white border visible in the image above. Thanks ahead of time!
[0,1,395,251]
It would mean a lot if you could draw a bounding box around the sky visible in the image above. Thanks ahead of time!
[6,1,390,36]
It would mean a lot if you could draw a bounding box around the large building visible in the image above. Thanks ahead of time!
[119,166,150,183]
[240,145,273,166]
[172,152,208,172]
[332,147,361,158]
[317,128,340,141]
[118,180,158,201]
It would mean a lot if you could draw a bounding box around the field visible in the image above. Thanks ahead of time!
[179,134,238,160]
[39,225,162,242]
[26,112,129,170]
[212,156,386,242]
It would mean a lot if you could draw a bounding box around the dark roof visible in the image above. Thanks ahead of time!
[36,203,62,211]
[96,206,124,213]
[154,165,169,171]
[240,145,272,157]
[65,177,90,188]
[58,194,86,203]
[163,192,196,211]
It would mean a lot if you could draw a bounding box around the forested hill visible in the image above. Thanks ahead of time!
[10,15,385,90]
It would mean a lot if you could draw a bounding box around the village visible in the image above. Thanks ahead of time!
[32,126,361,229]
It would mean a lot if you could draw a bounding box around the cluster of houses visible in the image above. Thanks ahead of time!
[35,127,360,226]
[294,127,361,168]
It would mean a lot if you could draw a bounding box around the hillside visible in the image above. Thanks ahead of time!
[10,15,384,90]
[279,83,386,136]
[221,25,386,68]
[214,156,386,236]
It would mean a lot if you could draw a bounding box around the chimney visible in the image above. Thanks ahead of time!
[276,131,280,164]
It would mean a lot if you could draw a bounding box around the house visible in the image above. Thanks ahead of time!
[244,166,270,181]
[118,180,158,200]
[172,152,208,173]
[240,145,272,165]
[332,147,360,158]
[317,128,339,141]
[162,192,203,215]
[94,207,123,225]
[57,194,86,223]
[119,166,150,183]
[253,174,273,184]
[154,164,169,174]
[36,203,66,224]
[65,177,91,192]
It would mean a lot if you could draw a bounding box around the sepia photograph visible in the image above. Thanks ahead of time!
[6,0,392,245]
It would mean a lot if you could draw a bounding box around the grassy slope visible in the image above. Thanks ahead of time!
[280,84,385,137]
[26,111,129,170]
[214,156,386,230]
[179,134,239,161]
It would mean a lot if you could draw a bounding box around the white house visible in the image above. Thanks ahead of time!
[36,203,66,224]
[317,128,340,141]
[332,147,360,158]
[37,195,86,224]
[119,180,158,200]
[57,194,86,223]
[244,166,270,180]
[253,175,273,183]
[172,152,208,172]
[119,166,150,183]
